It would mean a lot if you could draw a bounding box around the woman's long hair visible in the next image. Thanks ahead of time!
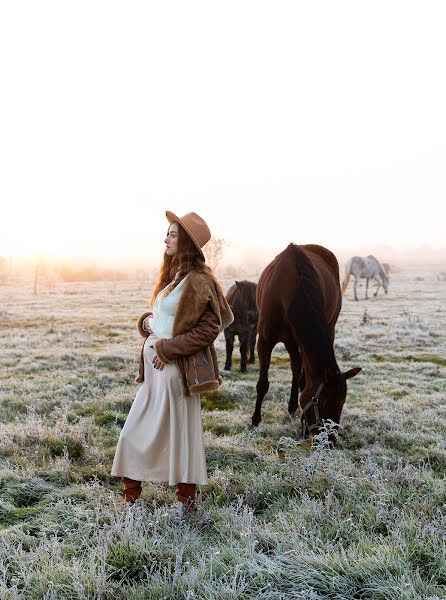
[150,222,213,305]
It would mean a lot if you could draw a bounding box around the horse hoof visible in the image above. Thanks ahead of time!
[240,368,247,374]
[251,417,260,427]
[224,366,231,371]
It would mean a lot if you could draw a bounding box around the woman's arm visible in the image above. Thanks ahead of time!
[154,304,220,364]
[136,311,153,338]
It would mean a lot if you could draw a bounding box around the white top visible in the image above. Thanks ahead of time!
[148,274,189,339]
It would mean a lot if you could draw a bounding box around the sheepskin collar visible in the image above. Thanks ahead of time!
[171,270,233,336]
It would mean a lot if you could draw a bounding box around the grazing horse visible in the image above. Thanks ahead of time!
[341,255,389,301]
[224,280,258,373]
[252,244,361,435]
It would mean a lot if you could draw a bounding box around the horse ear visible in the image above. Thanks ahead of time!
[235,280,241,289]
[343,367,362,380]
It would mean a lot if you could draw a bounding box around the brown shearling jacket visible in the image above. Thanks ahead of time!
[135,270,234,396]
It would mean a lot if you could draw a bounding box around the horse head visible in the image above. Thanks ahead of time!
[247,308,259,325]
[300,367,362,441]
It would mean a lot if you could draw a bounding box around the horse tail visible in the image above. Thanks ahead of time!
[341,259,352,295]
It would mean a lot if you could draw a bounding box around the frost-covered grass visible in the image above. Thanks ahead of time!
[0,268,445,599]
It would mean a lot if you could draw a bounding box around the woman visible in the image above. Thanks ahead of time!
[111,211,233,511]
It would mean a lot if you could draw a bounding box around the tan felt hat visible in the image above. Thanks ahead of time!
[165,211,211,261]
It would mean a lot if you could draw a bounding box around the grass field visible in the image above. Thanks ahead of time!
[0,267,445,599]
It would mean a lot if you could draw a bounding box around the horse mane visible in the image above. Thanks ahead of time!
[226,280,257,308]
[287,244,339,376]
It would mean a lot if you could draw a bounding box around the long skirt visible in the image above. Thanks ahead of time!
[111,334,208,485]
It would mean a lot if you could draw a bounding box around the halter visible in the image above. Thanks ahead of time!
[301,382,325,439]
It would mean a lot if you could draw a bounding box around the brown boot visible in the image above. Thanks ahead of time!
[123,477,142,503]
[176,483,197,513]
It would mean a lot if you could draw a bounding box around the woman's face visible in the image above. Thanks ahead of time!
[164,222,179,256]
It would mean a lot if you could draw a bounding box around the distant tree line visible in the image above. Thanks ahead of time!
[55,264,130,282]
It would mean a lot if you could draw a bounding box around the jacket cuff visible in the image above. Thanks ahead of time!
[137,311,153,338]
[154,339,175,364]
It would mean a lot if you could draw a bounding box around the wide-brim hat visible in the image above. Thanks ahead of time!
[165,211,211,261]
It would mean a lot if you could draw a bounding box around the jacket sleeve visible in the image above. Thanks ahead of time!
[154,304,220,364]
[137,311,153,338]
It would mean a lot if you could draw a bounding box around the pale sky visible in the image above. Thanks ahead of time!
[1,1,445,267]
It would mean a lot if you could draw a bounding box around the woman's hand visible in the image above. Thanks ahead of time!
[142,317,153,335]
[152,353,165,370]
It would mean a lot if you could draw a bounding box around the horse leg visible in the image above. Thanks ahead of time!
[252,334,275,427]
[284,340,302,417]
[224,329,234,371]
[240,332,249,373]
[354,276,359,301]
[249,324,257,364]
[373,276,380,297]
[299,367,306,392]
[365,278,369,300]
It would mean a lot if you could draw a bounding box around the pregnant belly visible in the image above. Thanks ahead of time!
[143,335,158,361]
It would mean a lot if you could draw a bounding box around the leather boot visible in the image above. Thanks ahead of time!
[123,477,142,503]
[176,483,197,513]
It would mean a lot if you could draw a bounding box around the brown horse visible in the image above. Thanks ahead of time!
[252,244,361,436]
[224,280,258,372]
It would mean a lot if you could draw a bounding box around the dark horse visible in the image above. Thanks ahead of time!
[252,244,361,436]
[224,280,258,373]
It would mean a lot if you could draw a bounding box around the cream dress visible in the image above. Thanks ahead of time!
[111,274,208,485]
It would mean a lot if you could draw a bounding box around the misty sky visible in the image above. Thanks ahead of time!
[1,1,445,267]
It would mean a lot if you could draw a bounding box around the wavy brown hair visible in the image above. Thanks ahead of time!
[150,222,213,305]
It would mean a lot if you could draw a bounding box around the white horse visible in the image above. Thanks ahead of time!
[341,255,389,300]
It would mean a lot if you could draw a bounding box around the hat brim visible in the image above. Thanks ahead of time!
[165,211,206,261]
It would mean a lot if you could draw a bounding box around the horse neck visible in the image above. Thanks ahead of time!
[378,264,388,282]
[288,288,339,382]
[232,291,245,311]
[367,255,386,280]
[285,245,340,381]
[302,348,339,386]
